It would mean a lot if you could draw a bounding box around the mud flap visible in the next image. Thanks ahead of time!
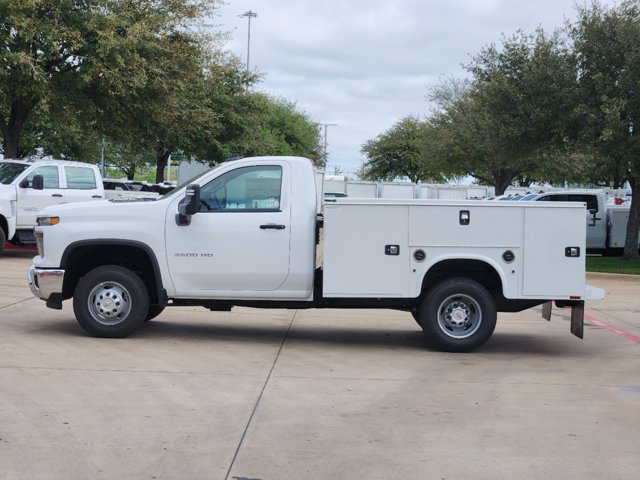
[570,301,585,339]
[541,301,552,321]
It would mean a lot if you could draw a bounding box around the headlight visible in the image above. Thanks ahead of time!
[36,216,60,226]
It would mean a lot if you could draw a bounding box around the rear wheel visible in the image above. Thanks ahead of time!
[0,227,5,253]
[73,265,149,338]
[418,278,496,352]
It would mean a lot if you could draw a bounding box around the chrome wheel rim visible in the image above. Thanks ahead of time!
[87,281,132,326]
[437,294,482,339]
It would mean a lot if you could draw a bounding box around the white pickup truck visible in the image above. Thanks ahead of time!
[0,159,104,252]
[28,156,604,352]
[532,190,638,254]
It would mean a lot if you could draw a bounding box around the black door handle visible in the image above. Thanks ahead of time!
[92,195,103,198]
[52,194,63,198]
[260,224,285,230]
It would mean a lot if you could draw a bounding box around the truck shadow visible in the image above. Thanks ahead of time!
[33,317,582,356]
[136,319,576,355]
[140,319,429,351]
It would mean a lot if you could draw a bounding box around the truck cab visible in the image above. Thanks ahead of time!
[0,159,104,251]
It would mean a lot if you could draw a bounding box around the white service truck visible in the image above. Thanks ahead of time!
[532,190,639,254]
[28,156,604,352]
[0,159,104,252]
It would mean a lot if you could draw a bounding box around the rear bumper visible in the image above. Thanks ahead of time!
[28,264,64,301]
[584,284,605,300]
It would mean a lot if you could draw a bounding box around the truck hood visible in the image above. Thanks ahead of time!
[39,197,170,223]
[0,183,17,201]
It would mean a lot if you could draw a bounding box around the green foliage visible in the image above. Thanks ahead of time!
[360,116,448,183]
[0,0,101,157]
[571,0,640,259]
[586,256,640,275]
[430,29,579,194]
[208,92,321,166]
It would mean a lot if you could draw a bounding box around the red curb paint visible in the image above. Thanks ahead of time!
[584,313,640,344]
[3,242,36,251]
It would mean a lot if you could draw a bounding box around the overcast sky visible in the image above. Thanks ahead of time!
[217,0,617,176]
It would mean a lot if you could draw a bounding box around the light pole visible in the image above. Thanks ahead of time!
[320,123,337,166]
[239,10,258,71]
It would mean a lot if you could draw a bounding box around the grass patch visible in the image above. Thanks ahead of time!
[586,256,640,275]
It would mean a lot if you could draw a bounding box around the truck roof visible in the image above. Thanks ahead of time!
[0,158,99,168]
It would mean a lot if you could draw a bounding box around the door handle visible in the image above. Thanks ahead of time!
[92,195,103,198]
[260,224,285,230]
[52,194,63,198]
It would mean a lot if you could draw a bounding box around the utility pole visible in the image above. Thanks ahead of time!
[239,10,258,71]
[320,123,337,166]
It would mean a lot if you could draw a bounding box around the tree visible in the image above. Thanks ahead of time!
[431,30,579,194]
[76,0,224,183]
[0,0,104,157]
[360,116,448,183]
[0,0,222,172]
[212,92,321,165]
[570,0,640,259]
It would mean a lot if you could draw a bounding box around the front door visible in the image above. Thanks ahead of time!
[165,163,291,295]
[15,165,64,227]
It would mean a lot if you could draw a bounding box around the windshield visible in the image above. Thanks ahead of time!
[0,162,29,184]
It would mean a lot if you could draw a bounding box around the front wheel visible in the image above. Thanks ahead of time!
[73,265,149,338]
[418,278,496,352]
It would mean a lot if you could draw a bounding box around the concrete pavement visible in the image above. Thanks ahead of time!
[1,250,639,479]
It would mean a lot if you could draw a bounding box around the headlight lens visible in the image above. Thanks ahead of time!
[37,216,60,226]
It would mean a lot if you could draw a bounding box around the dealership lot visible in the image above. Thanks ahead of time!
[1,249,639,480]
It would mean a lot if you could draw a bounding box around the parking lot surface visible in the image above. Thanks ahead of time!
[1,249,639,480]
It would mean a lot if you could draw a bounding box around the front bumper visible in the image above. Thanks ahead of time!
[28,264,65,302]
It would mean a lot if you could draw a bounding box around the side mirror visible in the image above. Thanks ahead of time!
[175,184,201,226]
[32,175,44,190]
[19,175,44,189]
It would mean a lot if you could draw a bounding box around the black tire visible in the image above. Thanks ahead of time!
[145,304,166,322]
[418,277,496,352]
[73,265,149,338]
[0,227,6,253]
[410,308,421,325]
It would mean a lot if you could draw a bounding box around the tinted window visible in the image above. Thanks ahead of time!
[567,194,598,212]
[65,166,97,189]
[200,166,282,211]
[536,193,597,211]
[0,162,29,184]
[25,166,59,188]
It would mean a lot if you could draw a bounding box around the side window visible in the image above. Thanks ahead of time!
[200,166,282,212]
[536,194,566,203]
[567,194,598,212]
[65,166,97,189]
[25,166,60,189]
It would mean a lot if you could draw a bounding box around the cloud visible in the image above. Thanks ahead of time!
[217,0,617,174]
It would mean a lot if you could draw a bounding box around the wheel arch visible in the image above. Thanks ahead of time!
[60,240,165,306]
[420,256,505,299]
